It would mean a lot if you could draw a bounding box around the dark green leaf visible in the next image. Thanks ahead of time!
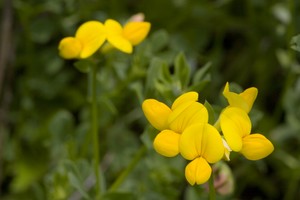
[145,58,169,95]
[192,62,211,84]
[204,100,215,125]
[150,30,169,52]
[74,60,93,73]
[291,34,300,52]
[174,52,190,89]
[68,172,91,199]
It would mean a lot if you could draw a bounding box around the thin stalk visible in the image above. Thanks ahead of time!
[208,171,216,200]
[108,146,147,192]
[91,64,101,197]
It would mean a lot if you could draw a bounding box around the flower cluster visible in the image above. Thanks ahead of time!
[142,82,274,185]
[58,16,151,59]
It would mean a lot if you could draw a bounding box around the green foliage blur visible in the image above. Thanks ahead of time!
[1,0,300,199]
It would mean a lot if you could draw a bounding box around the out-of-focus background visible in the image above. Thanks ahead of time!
[1,0,300,199]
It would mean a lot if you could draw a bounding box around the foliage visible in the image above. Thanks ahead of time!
[1,0,300,199]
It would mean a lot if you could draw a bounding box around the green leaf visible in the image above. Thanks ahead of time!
[68,172,91,199]
[174,52,190,89]
[74,60,93,73]
[204,100,215,125]
[129,82,144,104]
[145,58,169,95]
[11,158,47,192]
[48,110,74,137]
[189,62,211,91]
[150,30,169,52]
[192,62,211,83]
[290,34,300,52]
[102,192,136,200]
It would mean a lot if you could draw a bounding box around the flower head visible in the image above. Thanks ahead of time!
[142,92,208,157]
[104,19,151,54]
[58,21,106,59]
[179,123,224,185]
[223,82,258,113]
[220,107,274,160]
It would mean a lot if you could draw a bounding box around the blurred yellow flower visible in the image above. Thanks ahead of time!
[58,21,106,59]
[179,123,224,185]
[104,19,151,54]
[142,92,208,157]
[223,82,258,113]
[220,107,274,160]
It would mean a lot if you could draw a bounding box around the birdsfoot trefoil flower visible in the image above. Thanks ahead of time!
[223,82,258,113]
[179,123,224,185]
[142,92,208,157]
[104,19,151,54]
[141,82,274,186]
[58,21,106,59]
[220,107,274,160]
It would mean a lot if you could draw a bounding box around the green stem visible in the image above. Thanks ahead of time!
[108,146,147,192]
[208,171,216,200]
[91,64,101,197]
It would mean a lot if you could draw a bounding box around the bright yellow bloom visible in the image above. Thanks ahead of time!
[142,92,208,157]
[220,107,274,160]
[223,82,258,113]
[58,21,106,59]
[179,123,224,185]
[142,99,172,131]
[104,19,151,54]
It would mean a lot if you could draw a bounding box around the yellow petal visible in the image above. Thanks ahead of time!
[220,107,251,152]
[142,99,172,130]
[123,21,151,45]
[201,124,224,163]
[171,91,198,110]
[104,19,123,35]
[239,87,258,113]
[241,134,274,160]
[223,82,250,113]
[153,130,180,157]
[58,37,82,59]
[223,82,230,94]
[168,102,208,133]
[185,157,211,185]
[179,123,224,162]
[104,19,132,53]
[75,21,106,58]
[107,35,132,53]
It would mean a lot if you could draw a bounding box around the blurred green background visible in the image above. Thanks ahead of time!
[1,0,300,199]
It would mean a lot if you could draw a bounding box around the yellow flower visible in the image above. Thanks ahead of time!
[220,107,274,160]
[142,92,208,157]
[58,21,106,59]
[104,19,151,54]
[179,123,224,185]
[142,99,172,131]
[223,82,258,113]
